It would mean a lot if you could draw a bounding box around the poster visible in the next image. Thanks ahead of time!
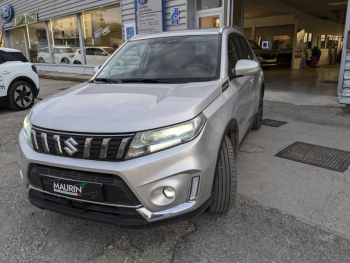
[124,23,136,41]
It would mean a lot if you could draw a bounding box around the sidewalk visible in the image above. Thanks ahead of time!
[38,70,91,82]
[239,101,350,239]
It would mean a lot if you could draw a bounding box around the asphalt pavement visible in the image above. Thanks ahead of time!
[0,79,350,262]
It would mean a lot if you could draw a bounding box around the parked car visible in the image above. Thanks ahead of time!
[37,46,75,64]
[72,47,115,65]
[18,27,264,227]
[248,39,278,67]
[0,48,39,111]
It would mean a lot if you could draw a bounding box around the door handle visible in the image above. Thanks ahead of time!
[2,71,10,74]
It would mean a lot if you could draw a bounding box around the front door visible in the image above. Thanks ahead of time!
[196,8,223,29]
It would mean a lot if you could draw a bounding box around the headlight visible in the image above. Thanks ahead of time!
[126,113,207,159]
[23,115,33,149]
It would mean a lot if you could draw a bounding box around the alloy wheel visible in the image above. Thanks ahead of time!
[14,85,33,108]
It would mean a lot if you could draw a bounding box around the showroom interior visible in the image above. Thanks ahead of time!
[192,0,349,105]
[242,0,349,106]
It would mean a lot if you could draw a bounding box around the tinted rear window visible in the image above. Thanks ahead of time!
[0,50,28,63]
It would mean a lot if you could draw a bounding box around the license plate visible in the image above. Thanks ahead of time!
[42,175,104,202]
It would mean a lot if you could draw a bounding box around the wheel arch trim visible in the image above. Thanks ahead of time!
[7,76,38,98]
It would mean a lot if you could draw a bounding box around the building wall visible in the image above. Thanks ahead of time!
[121,0,187,33]
[0,0,120,23]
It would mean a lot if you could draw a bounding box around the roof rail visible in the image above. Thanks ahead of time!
[219,26,230,34]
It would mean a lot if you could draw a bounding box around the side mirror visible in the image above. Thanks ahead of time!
[235,59,260,76]
[93,65,102,74]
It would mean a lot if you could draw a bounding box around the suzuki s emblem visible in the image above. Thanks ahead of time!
[64,138,79,156]
[138,0,148,5]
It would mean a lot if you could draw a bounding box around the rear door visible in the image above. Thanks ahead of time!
[94,48,109,65]
[85,48,95,65]
[227,34,254,137]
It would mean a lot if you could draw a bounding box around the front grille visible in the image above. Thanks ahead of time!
[262,54,277,60]
[30,164,141,206]
[32,127,134,161]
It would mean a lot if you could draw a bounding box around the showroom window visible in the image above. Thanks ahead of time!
[81,3,122,66]
[27,22,49,63]
[8,28,27,58]
[197,0,222,10]
[49,15,80,64]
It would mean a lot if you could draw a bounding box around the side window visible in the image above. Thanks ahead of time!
[238,36,253,60]
[228,34,240,70]
[86,49,94,55]
[95,49,106,56]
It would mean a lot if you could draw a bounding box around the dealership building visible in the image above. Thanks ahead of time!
[0,0,349,104]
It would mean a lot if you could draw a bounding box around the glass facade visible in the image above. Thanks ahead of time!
[8,28,27,58]
[5,3,123,68]
[49,15,80,64]
[80,3,122,65]
[27,22,49,63]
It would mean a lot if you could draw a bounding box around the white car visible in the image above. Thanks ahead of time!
[72,47,115,65]
[0,48,40,110]
[37,46,75,64]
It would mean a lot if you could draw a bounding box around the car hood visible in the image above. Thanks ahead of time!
[29,81,222,133]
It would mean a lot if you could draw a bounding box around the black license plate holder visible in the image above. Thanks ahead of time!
[42,175,104,202]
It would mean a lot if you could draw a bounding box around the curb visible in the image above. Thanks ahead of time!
[38,73,91,83]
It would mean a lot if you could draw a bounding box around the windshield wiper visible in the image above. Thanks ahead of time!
[120,78,173,83]
[94,78,123,84]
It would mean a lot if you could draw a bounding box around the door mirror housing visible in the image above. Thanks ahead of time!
[235,59,260,76]
[93,65,102,74]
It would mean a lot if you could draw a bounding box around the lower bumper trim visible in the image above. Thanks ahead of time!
[137,201,196,221]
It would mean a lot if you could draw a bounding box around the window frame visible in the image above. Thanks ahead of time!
[227,33,241,79]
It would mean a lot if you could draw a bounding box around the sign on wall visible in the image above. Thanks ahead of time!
[135,0,164,34]
[124,23,136,41]
[15,12,38,27]
[1,5,14,21]
[1,20,15,36]
[171,8,179,26]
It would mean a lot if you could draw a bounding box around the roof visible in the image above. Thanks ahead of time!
[132,27,239,41]
[0,47,22,53]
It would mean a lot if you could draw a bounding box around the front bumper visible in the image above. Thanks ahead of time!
[18,123,219,226]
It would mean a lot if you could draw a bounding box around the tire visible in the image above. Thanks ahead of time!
[8,81,35,111]
[61,57,70,64]
[252,89,264,130]
[38,57,45,63]
[208,136,237,214]
[73,60,81,65]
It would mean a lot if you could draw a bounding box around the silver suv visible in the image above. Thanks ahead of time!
[18,27,264,227]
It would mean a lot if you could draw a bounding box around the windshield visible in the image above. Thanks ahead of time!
[103,48,115,54]
[96,35,221,83]
[248,40,262,49]
[58,47,75,53]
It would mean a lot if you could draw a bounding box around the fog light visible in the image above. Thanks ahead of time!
[190,176,200,200]
[163,187,176,199]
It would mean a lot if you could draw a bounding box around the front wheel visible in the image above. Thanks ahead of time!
[208,136,237,214]
[8,81,35,111]
[252,89,264,130]
[61,57,70,64]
